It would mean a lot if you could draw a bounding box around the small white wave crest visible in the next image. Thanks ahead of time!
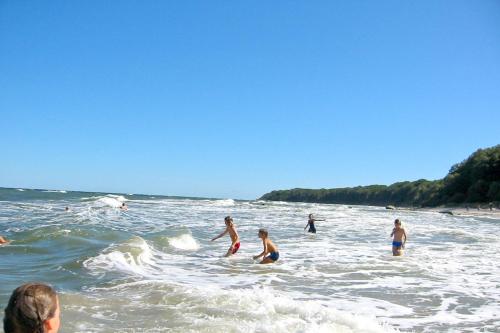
[167,234,200,251]
[97,195,126,208]
[212,199,235,206]
[83,237,153,276]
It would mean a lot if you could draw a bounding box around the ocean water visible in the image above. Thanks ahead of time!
[0,188,499,333]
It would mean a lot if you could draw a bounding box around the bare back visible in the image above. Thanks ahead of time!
[264,238,278,253]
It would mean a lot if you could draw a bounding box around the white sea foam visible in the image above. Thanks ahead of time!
[96,196,125,208]
[43,190,67,193]
[63,281,398,333]
[167,234,200,251]
[108,195,127,202]
[212,198,235,206]
[83,237,154,276]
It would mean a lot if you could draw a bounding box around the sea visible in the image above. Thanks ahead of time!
[0,187,499,333]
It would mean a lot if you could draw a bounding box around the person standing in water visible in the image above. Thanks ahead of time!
[304,214,324,233]
[211,216,240,257]
[390,219,407,256]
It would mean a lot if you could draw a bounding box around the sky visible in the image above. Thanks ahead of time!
[1,1,499,199]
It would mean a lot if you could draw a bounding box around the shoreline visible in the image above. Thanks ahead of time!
[398,206,500,218]
[422,207,500,218]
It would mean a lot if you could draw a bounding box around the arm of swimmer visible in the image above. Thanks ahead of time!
[211,228,228,242]
[390,228,395,237]
[253,240,267,260]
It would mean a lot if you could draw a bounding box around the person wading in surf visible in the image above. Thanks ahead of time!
[304,214,324,233]
[211,216,240,257]
[390,219,407,256]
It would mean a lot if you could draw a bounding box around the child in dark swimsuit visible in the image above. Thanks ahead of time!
[390,219,407,256]
[253,228,279,264]
[304,214,324,233]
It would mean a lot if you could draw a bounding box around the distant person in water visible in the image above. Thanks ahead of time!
[0,235,9,245]
[120,203,128,211]
[64,207,69,212]
[390,219,407,256]
[4,282,61,333]
[304,214,324,233]
[253,228,279,264]
[211,216,240,257]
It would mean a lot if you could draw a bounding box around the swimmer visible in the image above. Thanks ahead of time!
[253,228,279,264]
[4,282,61,333]
[0,235,9,245]
[64,207,69,212]
[211,216,240,257]
[390,219,407,256]
[120,203,128,211]
[304,213,325,233]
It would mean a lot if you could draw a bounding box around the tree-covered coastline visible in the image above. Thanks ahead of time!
[260,145,500,207]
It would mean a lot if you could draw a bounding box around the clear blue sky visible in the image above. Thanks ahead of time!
[1,1,499,199]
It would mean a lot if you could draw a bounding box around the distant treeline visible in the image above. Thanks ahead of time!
[260,145,500,207]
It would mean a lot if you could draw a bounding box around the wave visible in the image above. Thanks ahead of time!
[43,190,67,193]
[72,282,398,333]
[96,196,126,208]
[167,234,200,251]
[83,237,153,276]
[212,199,235,206]
[107,194,127,201]
[16,188,25,191]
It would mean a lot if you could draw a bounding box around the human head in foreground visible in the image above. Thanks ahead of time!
[4,282,60,333]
